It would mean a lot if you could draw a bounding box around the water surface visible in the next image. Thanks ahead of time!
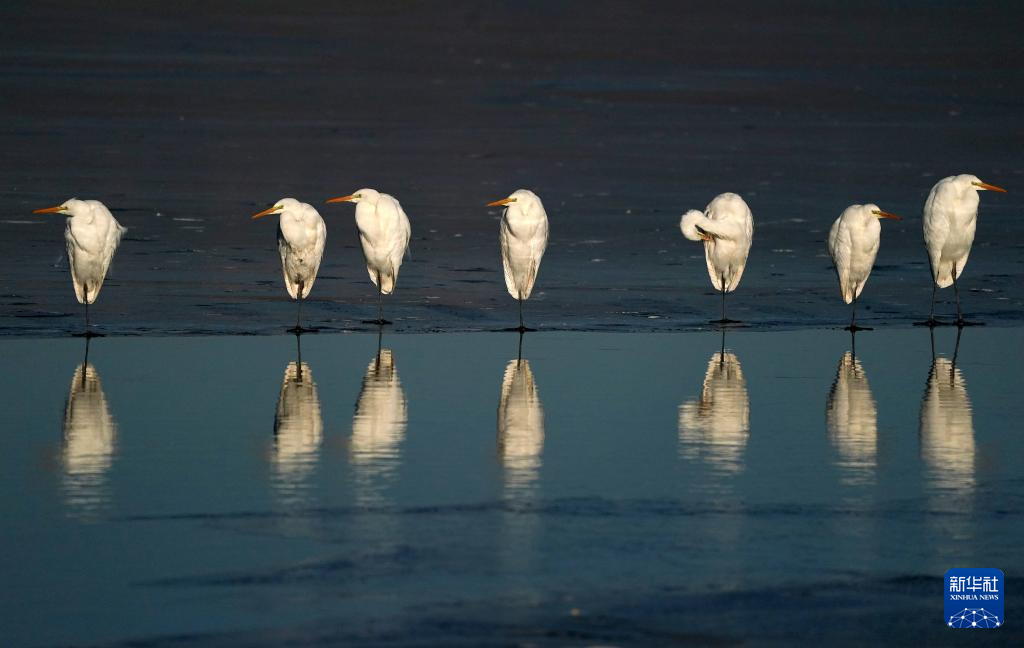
[2,327,1021,645]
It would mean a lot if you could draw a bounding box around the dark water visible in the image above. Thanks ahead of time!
[1,1,1023,335]
[2,327,1021,645]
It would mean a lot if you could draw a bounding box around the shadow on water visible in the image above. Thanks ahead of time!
[350,325,408,508]
[825,333,879,487]
[920,328,975,493]
[497,332,545,501]
[496,331,545,581]
[270,333,323,508]
[61,337,118,521]
[678,329,750,478]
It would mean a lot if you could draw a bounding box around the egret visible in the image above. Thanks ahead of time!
[827,204,901,331]
[326,189,411,325]
[922,174,1006,326]
[680,192,753,324]
[251,198,326,333]
[33,198,126,336]
[487,189,549,332]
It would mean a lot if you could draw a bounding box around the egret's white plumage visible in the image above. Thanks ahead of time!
[922,174,1006,323]
[252,197,326,329]
[34,199,125,329]
[827,203,901,328]
[680,192,753,321]
[327,188,411,323]
[488,189,549,330]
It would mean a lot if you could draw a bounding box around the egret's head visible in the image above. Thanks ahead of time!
[33,198,86,217]
[680,209,709,241]
[863,203,901,221]
[251,197,301,219]
[486,189,541,212]
[959,174,1007,193]
[325,188,380,205]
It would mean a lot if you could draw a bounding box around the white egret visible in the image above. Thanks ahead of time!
[34,198,126,335]
[827,204,901,330]
[922,174,1006,326]
[251,197,326,332]
[487,189,549,331]
[680,192,753,323]
[326,189,411,325]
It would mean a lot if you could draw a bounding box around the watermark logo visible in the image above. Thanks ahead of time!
[945,568,1003,628]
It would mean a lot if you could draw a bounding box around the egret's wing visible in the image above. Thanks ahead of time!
[64,224,86,304]
[922,193,952,285]
[278,224,299,299]
[302,216,327,299]
[499,220,518,298]
[828,217,855,303]
[521,216,549,299]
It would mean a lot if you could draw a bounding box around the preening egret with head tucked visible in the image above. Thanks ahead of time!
[827,204,901,331]
[252,197,326,333]
[487,189,549,332]
[34,199,125,336]
[680,192,753,323]
[326,189,411,326]
[922,174,1006,326]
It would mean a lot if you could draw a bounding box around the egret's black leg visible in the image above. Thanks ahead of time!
[721,276,726,323]
[915,280,941,327]
[952,263,962,325]
[378,279,384,325]
[950,262,983,327]
[288,280,306,334]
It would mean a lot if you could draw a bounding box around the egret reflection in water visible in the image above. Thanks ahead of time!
[271,333,323,505]
[350,328,408,505]
[497,334,545,498]
[920,329,975,490]
[61,338,117,520]
[678,332,750,475]
[825,340,878,485]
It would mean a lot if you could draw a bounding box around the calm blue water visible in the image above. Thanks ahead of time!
[1,327,1021,645]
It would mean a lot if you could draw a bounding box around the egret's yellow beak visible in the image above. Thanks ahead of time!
[973,181,1007,193]
[33,205,65,214]
[251,204,282,219]
[325,195,356,204]
[487,197,516,207]
[871,209,902,220]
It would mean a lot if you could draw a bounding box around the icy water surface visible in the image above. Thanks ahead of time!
[2,327,1022,645]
